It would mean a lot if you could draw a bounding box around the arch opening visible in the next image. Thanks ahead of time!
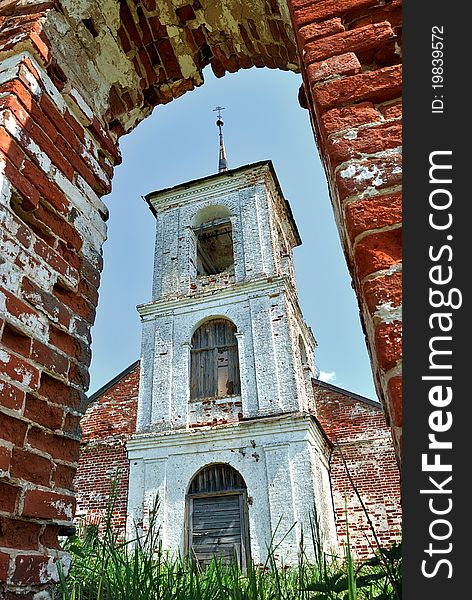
[190,317,241,400]
[186,464,250,569]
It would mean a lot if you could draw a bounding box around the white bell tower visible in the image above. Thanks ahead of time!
[127,154,338,566]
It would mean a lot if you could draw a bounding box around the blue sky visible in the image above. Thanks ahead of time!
[88,66,377,401]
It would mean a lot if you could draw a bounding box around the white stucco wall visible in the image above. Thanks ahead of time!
[127,415,338,565]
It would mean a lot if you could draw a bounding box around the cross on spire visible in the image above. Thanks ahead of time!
[213,106,228,173]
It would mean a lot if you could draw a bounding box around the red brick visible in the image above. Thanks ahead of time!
[11,447,52,486]
[307,52,361,85]
[0,551,10,581]
[379,100,402,119]
[0,410,28,446]
[328,121,401,166]
[38,372,81,409]
[313,64,402,111]
[0,378,26,412]
[354,228,402,280]
[0,349,39,390]
[11,554,49,585]
[345,192,402,242]
[363,271,402,316]
[21,277,72,329]
[292,0,379,25]
[387,375,402,427]
[24,393,64,430]
[0,481,20,513]
[27,427,80,463]
[120,1,142,47]
[53,463,76,490]
[0,445,11,472]
[3,158,40,210]
[0,517,41,550]
[297,17,344,45]
[0,125,26,169]
[40,524,61,550]
[336,152,402,201]
[21,160,69,215]
[305,22,395,64]
[375,321,402,372]
[22,489,76,521]
[30,339,69,378]
[1,322,32,357]
[53,285,95,323]
[321,102,382,135]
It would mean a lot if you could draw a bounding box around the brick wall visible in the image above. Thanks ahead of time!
[313,380,401,557]
[74,365,400,561]
[0,0,402,593]
[289,0,403,460]
[73,362,138,536]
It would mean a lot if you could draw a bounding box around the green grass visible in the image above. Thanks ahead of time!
[52,500,401,600]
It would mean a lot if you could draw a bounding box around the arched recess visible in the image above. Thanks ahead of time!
[185,463,250,569]
[0,0,402,592]
[190,318,240,400]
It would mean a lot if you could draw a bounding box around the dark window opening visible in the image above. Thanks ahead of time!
[190,319,240,400]
[194,219,234,276]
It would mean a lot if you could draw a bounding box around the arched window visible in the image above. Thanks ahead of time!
[192,205,234,276]
[186,464,250,569]
[190,318,240,400]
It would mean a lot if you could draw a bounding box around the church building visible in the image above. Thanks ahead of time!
[74,120,401,566]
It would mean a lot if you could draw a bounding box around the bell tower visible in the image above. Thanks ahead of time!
[127,123,337,566]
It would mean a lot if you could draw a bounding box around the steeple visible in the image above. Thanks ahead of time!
[213,106,228,173]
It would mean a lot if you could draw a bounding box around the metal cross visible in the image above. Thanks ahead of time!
[213,106,226,120]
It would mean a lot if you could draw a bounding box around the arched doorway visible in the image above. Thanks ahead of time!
[186,463,250,569]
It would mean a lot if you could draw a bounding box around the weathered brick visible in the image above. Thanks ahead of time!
[22,489,76,521]
[305,22,395,64]
[38,372,81,409]
[0,444,11,472]
[321,102,382,135]
[328,121,401,166]
[21,277,72,329]
[313,64,402,111]
[0,481,20,513]
[0,379,26,411]
[11,554,50,585]
[0,349,39,390]
[24,393,64,430]
[363,271,402,316]
[27,427,80,463]
[11,447,52,486]
[387,375,402,427]
[375,321,402,372]
[336,153,402,201]
[53,463,76,490]
[293,0,379,26]
[345,191,402,241]
[1,322,32,358]
[297,18,344,45]
[307,52,361,85]
[354,227,402,281]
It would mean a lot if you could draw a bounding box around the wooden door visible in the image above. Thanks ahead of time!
[189,493,247,569]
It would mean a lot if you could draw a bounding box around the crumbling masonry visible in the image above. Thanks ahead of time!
[0,0,401,594]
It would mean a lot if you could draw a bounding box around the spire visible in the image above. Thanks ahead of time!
[213,106,228,173]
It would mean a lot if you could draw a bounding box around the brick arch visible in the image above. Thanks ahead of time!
[0,0,402,593]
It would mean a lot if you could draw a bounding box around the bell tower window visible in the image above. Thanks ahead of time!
[192,205,234,276]
[190,318,240,400]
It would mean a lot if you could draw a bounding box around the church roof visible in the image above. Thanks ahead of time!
[144,160,302,246]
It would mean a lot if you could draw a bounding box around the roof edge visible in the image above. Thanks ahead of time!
[311,378,381,409]
[87,360,140,404]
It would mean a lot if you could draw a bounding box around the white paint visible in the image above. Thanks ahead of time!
[129,163,336,564]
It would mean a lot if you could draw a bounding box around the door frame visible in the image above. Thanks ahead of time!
[184,488,251,571]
